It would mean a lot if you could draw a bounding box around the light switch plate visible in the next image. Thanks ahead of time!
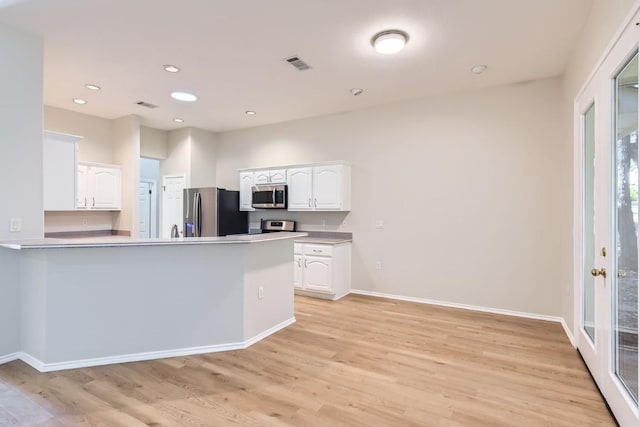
[9,218,21,232]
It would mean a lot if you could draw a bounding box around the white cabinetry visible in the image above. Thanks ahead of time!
[43,131,81,211]
[76,163,122,210]
[287,163,350,211]
[254,168,286,184]
[294,242,351,300]
[239,171,255,211]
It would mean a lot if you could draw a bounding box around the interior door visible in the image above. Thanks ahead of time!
[162,175,185,238]
[139,182,151,238]
[575,10,639,426]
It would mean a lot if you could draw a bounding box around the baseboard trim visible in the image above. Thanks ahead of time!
[350,290,574,344]
[0,352,20,365]
[16,316,296,373]
[560,318,576,348]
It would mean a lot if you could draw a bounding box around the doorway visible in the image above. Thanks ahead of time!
[140,158,160,238]
[161,174,186,238]
[574,8,639,426]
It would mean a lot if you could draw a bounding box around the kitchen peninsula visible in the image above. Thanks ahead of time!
[0,232,305,372]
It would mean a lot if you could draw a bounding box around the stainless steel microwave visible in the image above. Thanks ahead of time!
[251,184,287,209]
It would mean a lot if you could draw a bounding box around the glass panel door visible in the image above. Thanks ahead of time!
[614,53,639,405]
[584,103,597,342]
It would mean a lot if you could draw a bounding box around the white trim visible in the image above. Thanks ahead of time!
[14,317,295,373]
[350,290,575,343]
[0,352,20,365]
[560,318,576,348]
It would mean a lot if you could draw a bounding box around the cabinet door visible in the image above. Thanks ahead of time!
[254,170,271,184]
[313,165,342,210]
[303,255,333,292]
[294,254,304,290]
[43,133,78,211]
[287,167,313,211]
[269,169,287,184]
[239,171,255,211]
[89,166,121,209]
[76,164,89,208]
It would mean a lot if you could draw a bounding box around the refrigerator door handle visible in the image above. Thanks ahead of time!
[194,193,202,237]
[186,189,190,218]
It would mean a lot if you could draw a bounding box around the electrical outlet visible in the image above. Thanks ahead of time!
[375,261,382,270]
[375,220,384,229]
[9,218,21,232]
[81,218,88,227]
[258,286,264,300]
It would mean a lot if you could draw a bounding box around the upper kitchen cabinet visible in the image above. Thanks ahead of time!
[288,163,351,211]
[239,171,255,211]
[43,131,81,211]
[254,168,286,184]
[76,163,122,210]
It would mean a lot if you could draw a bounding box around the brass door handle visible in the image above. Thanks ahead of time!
[591,268,607,278]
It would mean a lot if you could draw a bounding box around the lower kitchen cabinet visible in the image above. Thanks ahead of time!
[294,242,351,300]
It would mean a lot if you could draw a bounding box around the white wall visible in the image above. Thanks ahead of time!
[560,0,636,334]
[45,105,114,164]
[0,23,43,358]
[190,128,217,188]
[140,125,168,159]
[113,115,141,235]
[161,128,191,186]
[216,78,565,317]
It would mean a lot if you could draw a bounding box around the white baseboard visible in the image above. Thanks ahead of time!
[15,316,296,373]
[560,318,576,347]
[0,352,20,365]
[350,289,575,345]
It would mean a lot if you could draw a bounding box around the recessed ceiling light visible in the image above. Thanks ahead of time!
[173,118,184,123]
[163,64,180,73]
[85,84,101,91]
[170,91,198,102]
[471,65,488,74]
[245,110,256,115]
[372,30,408,55]
[350,88,363,96]
[72,98,87,105]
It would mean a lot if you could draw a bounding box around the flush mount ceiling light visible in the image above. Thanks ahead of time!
[72,98,87,105]
[163,64,180,73]
[170,91,198,102]
[372,30,408,54]
[173,118,184,123]
[245,110,256,115]
[85,84,101,91]
[471,64,488,74]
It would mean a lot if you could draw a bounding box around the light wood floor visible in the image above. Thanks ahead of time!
[0,295,615,426]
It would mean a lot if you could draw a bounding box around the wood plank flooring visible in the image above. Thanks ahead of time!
[0,295,615,426]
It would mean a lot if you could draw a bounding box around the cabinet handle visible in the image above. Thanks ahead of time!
[308,198,312,207]
[297,258,302,267]
[314,198,317,208]
[304,258,308,268]
[92,197,95,207]
[313,249,322,253]
[84,197,87,207]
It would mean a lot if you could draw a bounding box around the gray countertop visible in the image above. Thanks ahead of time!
[294,236,352,245]
[0,232,308,250]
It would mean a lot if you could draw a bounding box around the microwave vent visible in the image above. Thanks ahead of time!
[136,101,158,109]
[285,56,311,71]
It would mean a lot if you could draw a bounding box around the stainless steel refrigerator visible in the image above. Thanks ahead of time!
[183,187,248,237]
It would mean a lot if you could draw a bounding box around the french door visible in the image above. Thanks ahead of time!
[575,8,640,426]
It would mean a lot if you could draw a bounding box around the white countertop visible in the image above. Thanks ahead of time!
[294,237,352,245]
[0,232,308,250]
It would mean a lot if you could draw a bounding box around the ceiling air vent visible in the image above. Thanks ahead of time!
[136,101,158,109]
[285,56,311,71]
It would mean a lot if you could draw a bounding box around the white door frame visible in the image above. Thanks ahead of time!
[573,3,640,425]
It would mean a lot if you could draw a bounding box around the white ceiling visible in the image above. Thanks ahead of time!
[0,0,591,132]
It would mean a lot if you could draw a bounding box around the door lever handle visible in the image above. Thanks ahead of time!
[591,268,607,278]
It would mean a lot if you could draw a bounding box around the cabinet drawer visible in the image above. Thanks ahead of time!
[303,244,333,257]
[294,243,303,254]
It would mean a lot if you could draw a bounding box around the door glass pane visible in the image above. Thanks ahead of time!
[614,52,639,405]
[584,103,597,342]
